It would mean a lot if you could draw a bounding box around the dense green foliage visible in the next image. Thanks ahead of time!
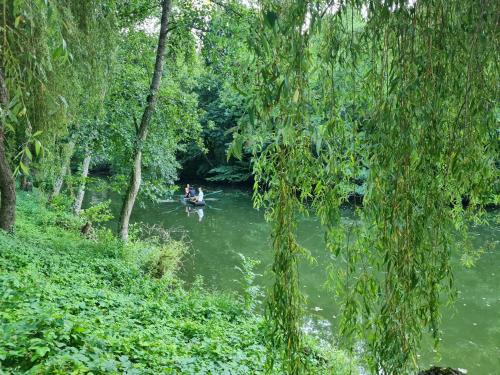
[0,192,356,374]
[181,3,254,182]
[334,3,499,374]
[230,1,498,374]
[1,1,498,374]
[2,0,117,181]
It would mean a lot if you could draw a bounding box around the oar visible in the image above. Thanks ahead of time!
[205,204,223,211]
[158,199,176,203]
[204,190,223,197]
[165,206,182,214]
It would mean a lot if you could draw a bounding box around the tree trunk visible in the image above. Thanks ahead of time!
[50,141,75,200]
[0,67,16,232]
[0,133,15,232]
[118,150,142,240]
[73,152,91,215]
[118,0,172,241]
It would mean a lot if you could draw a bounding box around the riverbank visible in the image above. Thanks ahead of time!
[0,191,356,374]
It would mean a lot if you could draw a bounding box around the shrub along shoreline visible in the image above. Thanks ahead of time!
[0,191,356,374]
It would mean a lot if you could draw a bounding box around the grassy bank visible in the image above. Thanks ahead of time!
[0,192,355,374]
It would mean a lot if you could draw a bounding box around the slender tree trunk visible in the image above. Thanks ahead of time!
[118,0,172,241]
[0,132,15,231]
[65,165,74,196]
[73,152,91,215]
[0,67,15,231]
[50,141,75,200]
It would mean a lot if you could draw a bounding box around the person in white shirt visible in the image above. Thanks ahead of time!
[196,187,204,203]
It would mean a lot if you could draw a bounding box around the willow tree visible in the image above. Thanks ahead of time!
[335,1,499,373]
[1,0,119,226]
[235,0,499,374]
[233,1,325,372]
[0,0,70,229]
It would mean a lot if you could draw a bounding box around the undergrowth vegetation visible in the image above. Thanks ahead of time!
[0,192,355,374]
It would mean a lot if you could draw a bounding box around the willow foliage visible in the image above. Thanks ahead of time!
[237,2,317,373]
[2,0,71,171]
[236,0,499,374]
[1,0,117,186]
[338,1,499,373]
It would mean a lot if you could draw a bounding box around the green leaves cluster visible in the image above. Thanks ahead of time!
[180,3,255,182]
[1,0,120,192]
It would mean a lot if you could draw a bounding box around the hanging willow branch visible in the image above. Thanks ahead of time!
[324,1,499,374]
[237,1,318,373]
[233,0,498,374]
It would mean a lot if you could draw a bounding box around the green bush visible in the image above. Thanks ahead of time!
[80,200,114,225]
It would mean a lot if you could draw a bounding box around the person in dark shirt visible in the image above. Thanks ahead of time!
[184,184,196,198]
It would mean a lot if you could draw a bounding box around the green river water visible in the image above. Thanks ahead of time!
[85,185,500,374]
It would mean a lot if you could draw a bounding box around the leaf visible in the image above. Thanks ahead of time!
[292,89,300,103]
[15,15,22,28]
[32,130,43,137]
[35,346,50,358]
[19,161,29,175]
[25,147,32,161]
[52,46,64,60]
[228,135,244,161]
[35,140,42,156]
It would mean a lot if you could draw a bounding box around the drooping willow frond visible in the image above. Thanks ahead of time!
[235,0,499,374]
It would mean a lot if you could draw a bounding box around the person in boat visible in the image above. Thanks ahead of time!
[184,184,196,198]
[190,186,204,203]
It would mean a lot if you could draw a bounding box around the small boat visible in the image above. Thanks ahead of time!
[183,197,206,206]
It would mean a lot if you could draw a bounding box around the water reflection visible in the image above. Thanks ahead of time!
[186,206,204,222]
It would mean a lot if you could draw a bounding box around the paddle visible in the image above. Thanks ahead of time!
[204,190,222,197]
[207,206,223,211]
[158,199,176,203]
[165,206,182,214]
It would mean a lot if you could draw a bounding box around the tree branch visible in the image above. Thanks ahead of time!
[209,0,243,18]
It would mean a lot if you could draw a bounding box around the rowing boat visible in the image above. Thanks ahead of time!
[183,197,206,206]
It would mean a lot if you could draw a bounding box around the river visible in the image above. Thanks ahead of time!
[84,185,500,374]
